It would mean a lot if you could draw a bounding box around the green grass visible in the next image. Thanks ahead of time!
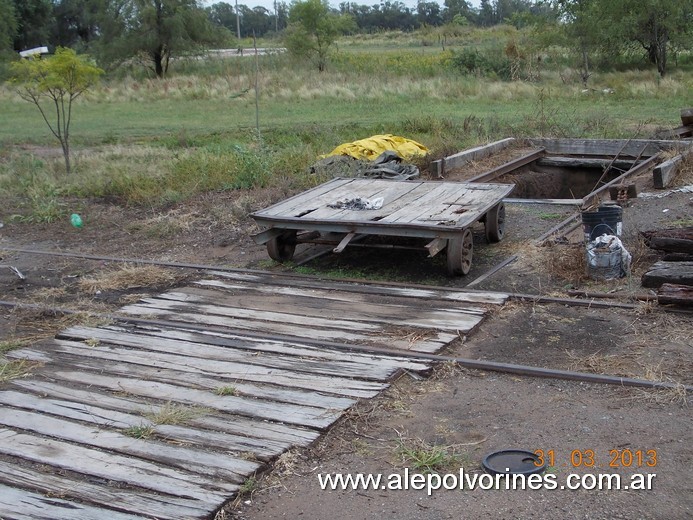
[0,339,28,355]
[0,359,38,383]
[144,402,209,425]
[396,437,463,474]
[215,385,239,396]
[123,424,155,439]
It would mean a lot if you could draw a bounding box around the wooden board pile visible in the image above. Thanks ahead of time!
[641,227,693,306]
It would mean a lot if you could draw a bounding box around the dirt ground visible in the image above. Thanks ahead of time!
[1,146,691,520]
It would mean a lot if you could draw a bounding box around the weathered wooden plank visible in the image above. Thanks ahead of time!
[300,179,424,222]
[526,138,687,158]
[0,390,302,458]
[425,185,513,225]
[466,148,545,183]
[76,323,435,371]
[0,462,208,520]
[0,429,234,503]
[118,303,454,351]
[258,177,354,217]
[12,344,357,411]
[374,183,465,224]
[536,157,636,169]
[431,138,516,176]
[10,369,344,429]
[504,198,582,205]
[0,408,259,484]
[48,329,413,382]
[654,147,693,188]
[642,227,693,254]
[254,179,355,215]
[0,483,147,520]
[657,283,693,307]
[149,290,486,330]
[193,279,489,315]
[203,273,509,305]
[642,261,693,288]
[10,379,320,446]
[127,297,374,331]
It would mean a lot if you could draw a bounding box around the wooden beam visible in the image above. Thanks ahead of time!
[333,232,356,253]
[533,213,581,244]
[537,157,635,169]
[252,227,283,245]
[657,283,693,307]
[425,237,447,258]
[466,148,545,183]
[504,198,582,205]
[582,154,659,209]
[430,138,515,177]
[653,147,693,189]
[642,261,693,288]
[641,227,693,254]
[466,255,518,288]
[526,138,688,158]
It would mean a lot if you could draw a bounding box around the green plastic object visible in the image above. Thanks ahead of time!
[70,213,83,228]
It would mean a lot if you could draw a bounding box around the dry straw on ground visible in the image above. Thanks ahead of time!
[78,265,182,294]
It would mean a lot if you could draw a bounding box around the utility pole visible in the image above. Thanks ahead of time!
[235,0,241,41]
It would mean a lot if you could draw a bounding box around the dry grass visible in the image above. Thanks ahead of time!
[144,402,210,426]
[381,325,436,347]
[126,209,198,238]
[0,358,41,383]
[626,385,689,406]
[566,349,634,377]
[78,265,182,294]
[394,431,469,473]
[543,243,588,286]
[670,148,693,187]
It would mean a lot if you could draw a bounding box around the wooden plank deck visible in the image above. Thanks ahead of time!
[1,272,508,519]
[251,178,515,239]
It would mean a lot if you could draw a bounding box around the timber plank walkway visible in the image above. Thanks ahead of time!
[1,271,507,519]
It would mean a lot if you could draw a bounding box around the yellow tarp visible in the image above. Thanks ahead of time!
[322,134,429,161]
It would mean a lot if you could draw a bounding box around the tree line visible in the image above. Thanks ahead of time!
[1,0,691,78]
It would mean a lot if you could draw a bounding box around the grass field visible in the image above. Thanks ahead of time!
[1,28,691,213]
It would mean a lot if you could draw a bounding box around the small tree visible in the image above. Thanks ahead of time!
[285,0,355,72]
[10,47,103,173]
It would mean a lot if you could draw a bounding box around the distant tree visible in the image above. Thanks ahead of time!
[52,0,105,49]
[99,0,224,77]
[285,0,355,71]
[443,0,474,24]
[374,1,417,31]
[596,0,692,77]
[417,1,442,27]
[238,5,273,37]
[274,1,290,31]
[554,0,599,86]
[478,0,494,26]
[10,47,103,173]
[0,0,18,54]
[207,1,237,31]
[12,0,53,51]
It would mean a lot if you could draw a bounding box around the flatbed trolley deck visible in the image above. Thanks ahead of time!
[251,178,514,276]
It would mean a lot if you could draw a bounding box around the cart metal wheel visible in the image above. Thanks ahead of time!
[446,228,473,276]
[267,230,297,262]
[485,202,506,243]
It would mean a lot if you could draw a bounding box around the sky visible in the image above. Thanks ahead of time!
[202,0,482,15]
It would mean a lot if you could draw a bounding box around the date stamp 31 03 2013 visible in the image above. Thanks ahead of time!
[534,449,658,469]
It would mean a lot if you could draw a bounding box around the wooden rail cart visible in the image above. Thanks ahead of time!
[251,178,514,276]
